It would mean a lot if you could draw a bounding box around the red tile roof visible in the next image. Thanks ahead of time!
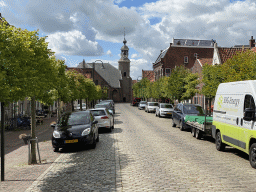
[198,58,212,66]
[142,70,155,82]
[218,47,250,64]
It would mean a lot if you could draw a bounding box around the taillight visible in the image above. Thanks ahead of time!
[101,116,109,119]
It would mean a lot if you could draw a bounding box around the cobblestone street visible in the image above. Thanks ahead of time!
[26,103,256,191]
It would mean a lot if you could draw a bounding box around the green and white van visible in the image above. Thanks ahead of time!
[212,80,256,168]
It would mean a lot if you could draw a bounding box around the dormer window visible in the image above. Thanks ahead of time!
[124,72,126,77]
[184,56,188,63]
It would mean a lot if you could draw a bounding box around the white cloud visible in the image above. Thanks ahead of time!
[106,50,113,57]
[0,1,6,7]
[2,0,256,79]
[46,30,104,56]
[131,54,138,58]
[114,0,126,4]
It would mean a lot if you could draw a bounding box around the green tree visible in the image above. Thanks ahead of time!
[221,50,256,82]
[182,72,200,102]
[66,70,80,111]
[201,63,223,114]
[168,66,189,102]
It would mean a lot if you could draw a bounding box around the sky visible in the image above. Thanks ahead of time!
[0,0,256,80]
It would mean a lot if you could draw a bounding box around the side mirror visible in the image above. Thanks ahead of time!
[92,120,98,124]
[243,108,255,121]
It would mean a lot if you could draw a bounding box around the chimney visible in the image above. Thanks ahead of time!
[249,36,255,48]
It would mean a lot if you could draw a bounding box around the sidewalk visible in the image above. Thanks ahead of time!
[0,116,62,192]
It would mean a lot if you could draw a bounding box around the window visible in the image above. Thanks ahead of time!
[244,95,255,111]
[184,56,188,63]
[95,80,98,85]
[124,72,126,77]
[165,68,171,77]
[193,93,200,105]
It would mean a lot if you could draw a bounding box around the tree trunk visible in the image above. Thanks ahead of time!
[30,96,37,164]
[71,100,74,112]
[1,102,5,181]
[57,98,60,122]
[80,99,82,111]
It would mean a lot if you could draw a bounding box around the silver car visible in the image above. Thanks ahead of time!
[155,103,174,118]
[145,102,158,113]
[138,101,147,110]
[89,108,114,132]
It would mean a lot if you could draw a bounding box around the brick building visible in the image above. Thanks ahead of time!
[142,70,155,82]
[153,38,215,81]
[190,36,255,110]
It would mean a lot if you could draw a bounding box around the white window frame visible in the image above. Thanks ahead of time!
[184,56,188,63]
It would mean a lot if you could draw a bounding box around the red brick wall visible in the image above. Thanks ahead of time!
[163,46,214,70]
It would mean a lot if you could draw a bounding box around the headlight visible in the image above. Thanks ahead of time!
[81,128,91,136]
[53,130,61,138]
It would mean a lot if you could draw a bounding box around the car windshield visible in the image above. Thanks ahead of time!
[183,105,205,115]
[140,101,147,104]
[161,104,173,108]
[149,103,158,106]
[91,110,106,116]
[58,112,90,127]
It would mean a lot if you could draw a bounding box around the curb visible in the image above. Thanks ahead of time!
[25,153,64,192]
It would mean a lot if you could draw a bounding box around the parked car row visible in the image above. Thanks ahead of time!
[138,101,174,118]
[51,100,115,152]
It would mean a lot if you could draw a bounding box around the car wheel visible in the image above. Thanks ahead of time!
[195,129,201,139]
[191,127,196,137]
[53,147,59,152]
[96,134,99,142]
[216,131,225,151]
[159,113,162,118]
[172,119,176,127]
[179,121,184,131]
[249,143,256,169]
[90,136,96,149]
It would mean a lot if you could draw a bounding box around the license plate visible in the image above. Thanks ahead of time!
[167,113,172,115]
[65,139,78,143]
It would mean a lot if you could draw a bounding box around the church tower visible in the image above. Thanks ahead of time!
[118,30,132,102]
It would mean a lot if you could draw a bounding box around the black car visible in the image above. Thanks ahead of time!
[51,111,99,152]
[172,103,204,131]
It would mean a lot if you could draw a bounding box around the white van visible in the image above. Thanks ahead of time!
[212,80,256,168]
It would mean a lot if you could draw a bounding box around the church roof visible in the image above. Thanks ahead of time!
[77,61,122,88]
